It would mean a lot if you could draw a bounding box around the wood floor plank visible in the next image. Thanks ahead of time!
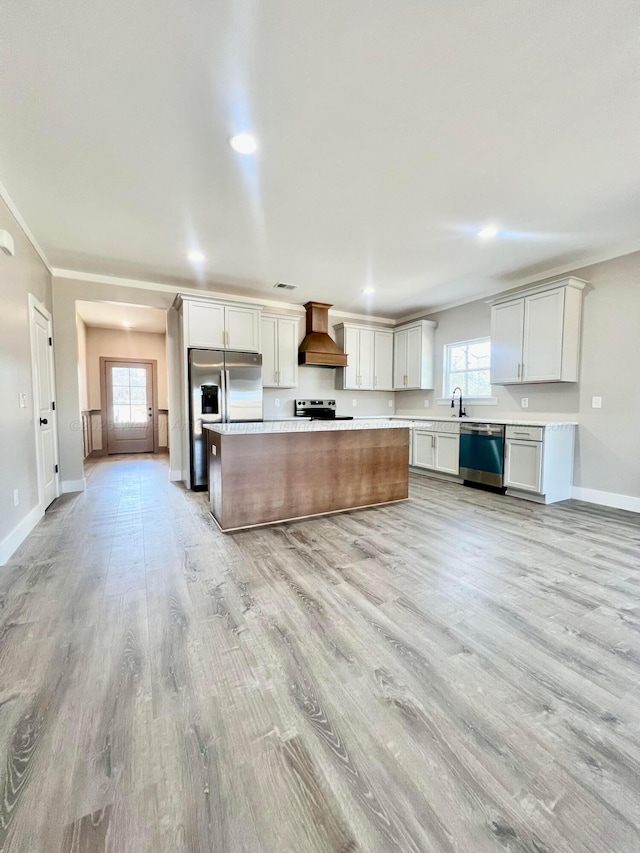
[1,454,639,852]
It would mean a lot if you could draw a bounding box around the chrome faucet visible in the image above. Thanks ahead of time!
[451,387,466,418]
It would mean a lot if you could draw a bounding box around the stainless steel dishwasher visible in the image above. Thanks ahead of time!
[459,423,506,489]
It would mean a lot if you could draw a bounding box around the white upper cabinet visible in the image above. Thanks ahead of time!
[393,320,437,390]
[490,278,585,384]
[373,330,393,390]
[335,324,393,391]
[490,299,524,384]
[186,301,225,348]
[183,298,261,351]
[225,305,261,351]
[261,315,299,388]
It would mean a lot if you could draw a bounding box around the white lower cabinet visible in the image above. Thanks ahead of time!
[434,432,460,475]
[412,424,460,475]
[503,424,575,503]
[504,439,542,493]
[412,430,436,469]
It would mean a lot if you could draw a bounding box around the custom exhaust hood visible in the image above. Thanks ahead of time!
[298,302,348,367]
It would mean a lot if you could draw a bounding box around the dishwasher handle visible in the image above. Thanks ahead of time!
[460,424,505,437]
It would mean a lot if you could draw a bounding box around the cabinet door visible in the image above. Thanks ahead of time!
[187,301,225,348]
[412,430,435,469]
[277,318,299,388]
[406,325,422,389]
[393,329,407,389]
[522,290,564,382]
[491,300,524,384]
[343,326,360,389]
[358,329,375,389]
[435,433,460,475]
[225,306,260,351]
[504,440,542,492]
[373,330,393,390]
[260,317,278,386]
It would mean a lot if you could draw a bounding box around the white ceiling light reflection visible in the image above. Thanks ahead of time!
[229,133,258,154]
[188,250,205,263]
[477,225,499,239]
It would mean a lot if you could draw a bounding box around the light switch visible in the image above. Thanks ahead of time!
[352,399,357,407]
[19,392,27,408]
[274,398,280,407]
[388,399,393,408]
[424,398,430,408]
[592,396,602,409]
[521,398,529,408]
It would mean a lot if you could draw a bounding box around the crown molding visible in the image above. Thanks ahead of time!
[52,268,397,325]
[395,241,640,322]
[0,180,51,271]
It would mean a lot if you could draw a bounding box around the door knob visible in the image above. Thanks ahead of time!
[39,418,48,425]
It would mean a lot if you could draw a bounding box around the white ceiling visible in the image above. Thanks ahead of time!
[2,1,640,318]
[76,301,166,334]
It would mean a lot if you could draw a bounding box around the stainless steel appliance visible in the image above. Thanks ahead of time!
[459,422,505,489]
[294,399,354,420]
[189,349,263,490]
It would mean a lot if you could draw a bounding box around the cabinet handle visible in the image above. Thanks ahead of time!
[373,376,377,387]
[431,434,435,447]
[517,363,521,378]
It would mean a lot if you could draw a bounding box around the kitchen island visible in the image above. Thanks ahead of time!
[204,421,410,532]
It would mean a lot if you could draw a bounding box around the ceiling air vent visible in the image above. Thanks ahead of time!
[273,282,297,291]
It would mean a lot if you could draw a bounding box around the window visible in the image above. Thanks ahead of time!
[443,337,491,398]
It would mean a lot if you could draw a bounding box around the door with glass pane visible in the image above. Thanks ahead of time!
[105,360,155,454]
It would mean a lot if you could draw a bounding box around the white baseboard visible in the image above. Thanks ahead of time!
[62,478,86,493]
[571,486,640,514]
[169,469,183,482]
[0,503,44,566]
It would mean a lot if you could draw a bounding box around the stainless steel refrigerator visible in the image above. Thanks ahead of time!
[188,349,263,490]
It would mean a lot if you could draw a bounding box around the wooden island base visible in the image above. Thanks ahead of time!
[207,427,410,532]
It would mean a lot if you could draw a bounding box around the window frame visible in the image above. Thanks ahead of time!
[438,336,497,406]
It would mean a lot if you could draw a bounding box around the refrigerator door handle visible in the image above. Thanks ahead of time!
[220,368,228,422]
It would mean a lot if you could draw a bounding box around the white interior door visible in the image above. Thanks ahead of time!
[30,296,59,509]
[105,360,155,454]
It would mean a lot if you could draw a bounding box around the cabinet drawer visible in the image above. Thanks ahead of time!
[506,425,543,442]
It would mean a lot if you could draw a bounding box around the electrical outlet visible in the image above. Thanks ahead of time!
[388,399,393,408]
[424,398,430,408]
[274,398,280,407]
[13,489,19,507]
[352,399,357,407]
[521,397,529,408]
[19,392,27,408]
[592,396,602,409]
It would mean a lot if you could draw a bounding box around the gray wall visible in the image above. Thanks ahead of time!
[396,251,640,499]
[0,197,52,546]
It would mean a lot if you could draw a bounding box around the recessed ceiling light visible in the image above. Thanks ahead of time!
[477,225,498,239]
[188,250,205,263]
[362,287,375,295]
[122,321,133,328]
[229,133,258,154]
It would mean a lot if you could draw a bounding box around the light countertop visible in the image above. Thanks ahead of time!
[390,416,578,426]
[203,421,411,435]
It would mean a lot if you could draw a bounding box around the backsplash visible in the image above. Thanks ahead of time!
[263,365,395,419]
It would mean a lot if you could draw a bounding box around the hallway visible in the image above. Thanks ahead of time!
[1,456,639,852]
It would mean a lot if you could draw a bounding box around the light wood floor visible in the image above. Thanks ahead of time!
[1,455,639,852]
